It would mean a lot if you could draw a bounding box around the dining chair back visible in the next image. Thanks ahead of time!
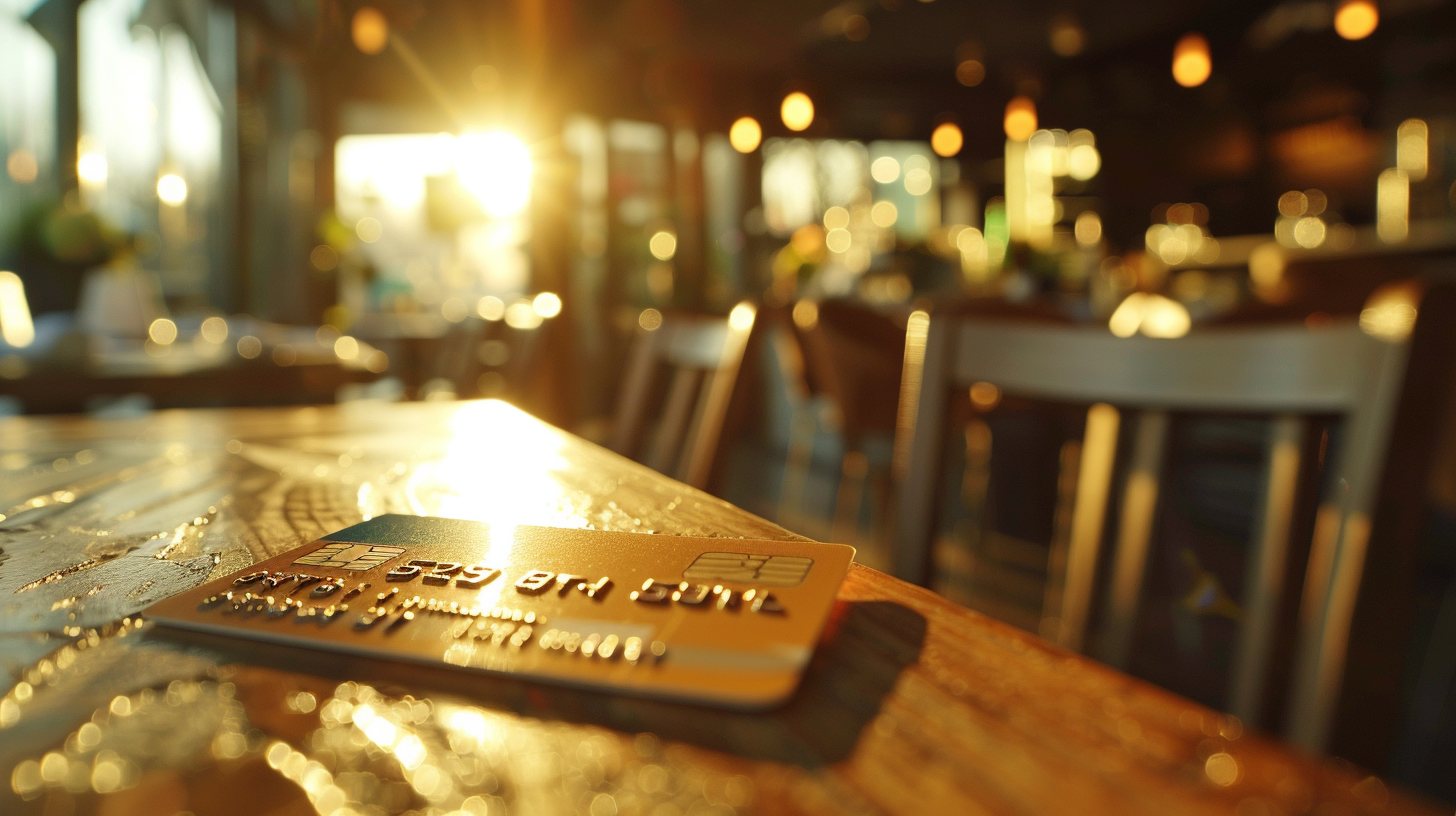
[894,316,1410,752]
[610,304,757,490]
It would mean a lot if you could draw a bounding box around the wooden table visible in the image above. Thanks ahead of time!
[0,401,1437,815]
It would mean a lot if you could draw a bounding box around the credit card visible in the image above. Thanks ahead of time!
[145,515,855,709]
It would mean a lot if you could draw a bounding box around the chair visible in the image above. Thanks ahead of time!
[894,316,1410,752]
[609,304,757,490]
[788,300,915,553]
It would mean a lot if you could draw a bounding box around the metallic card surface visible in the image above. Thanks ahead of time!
[145,515,855,710]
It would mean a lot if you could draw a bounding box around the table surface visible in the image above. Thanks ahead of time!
[0,400,1437,816]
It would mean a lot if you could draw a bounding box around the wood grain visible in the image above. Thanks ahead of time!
[0,400,1439,815]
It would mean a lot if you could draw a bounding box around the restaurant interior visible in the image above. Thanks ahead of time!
[5,0,1456,813]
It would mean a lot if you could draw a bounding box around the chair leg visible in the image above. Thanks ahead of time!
[1228,414,1304,724]
[1041,438,1084,641]
[1054,403,1120,652]
[1286,338,1409,751]
[1097,409,1169,669]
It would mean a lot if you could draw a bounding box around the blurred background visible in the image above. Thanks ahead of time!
[5,0,1456,803]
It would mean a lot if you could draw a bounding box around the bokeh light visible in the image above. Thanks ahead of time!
[781,92,814,132]
[648,231,677,261]
[792,300,819,329]
[1335,0,1379,40]
[0,271,35,348]
[969,382,1002,410]
[904,167,932,196]
[728,302,756,331]
[1397,118,1428,181]
[77,152,108,185]
[956,60,985,87]
[1074,211,1102,246]
[931,123,964,157]
[477,296,505,321]
[505,300,543,329]
[871,200,898,228]
[532,292,562,318]
[1172,33,1211,87]
[156,173,187,205]
[1049,16,1085,57]
[200,316,229,343]
[356,217,383,243]
[147,318,178,345]
[871,156,901,184]
[1004,97,1037,142]
[729,117,762,153]
[6,150,37,184]
[352,7,389,55]
[823,206,850,230]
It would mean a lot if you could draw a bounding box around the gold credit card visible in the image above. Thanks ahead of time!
[145,515,855,709]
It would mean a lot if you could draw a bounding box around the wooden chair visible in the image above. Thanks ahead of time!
[791,300,914,550]
[609,304,757,490]
[894,316,1410,752]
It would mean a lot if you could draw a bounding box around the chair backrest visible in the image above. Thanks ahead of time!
[610,305,756,490]
[895,317,1410,753]
[795,300,908,447]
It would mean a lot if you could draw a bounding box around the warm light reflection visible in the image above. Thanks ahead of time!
[871,200,898,228]
[648,231,677,261]
[1004,97,1037,142]
[931,123,964,157]
[352,7,389,55]
[156,173,187,205]
[823,206,850,230]
[729,117,762,153]
[409,401,581,535]
[532,292,562,318]
[1249,243,1286,290]
[148,318,178,345]
[638,308,663,331]
[1074,211,1102,246]
[1377,168,1409,243]
[969,381,1002,410]
[455,132,532,217]
[1335,0,1379,39]
[1360,283,1420,341]
[1397,119,1428,181]
[1172,33,1211,88]
[334,335,360,360]
[1109,293,1191,338]
[781,92,815,132]
[1068,129,1100,180]
[904,167,932,196]
[871,156,901,184]
[728,301,757,331]
[200,316,229,343]
[477,296,505,321]
[504,301,543,329]
[77,152,108,185]
[0,271,35,348]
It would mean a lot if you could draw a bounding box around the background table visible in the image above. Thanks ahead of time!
[0,401,1438,815]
